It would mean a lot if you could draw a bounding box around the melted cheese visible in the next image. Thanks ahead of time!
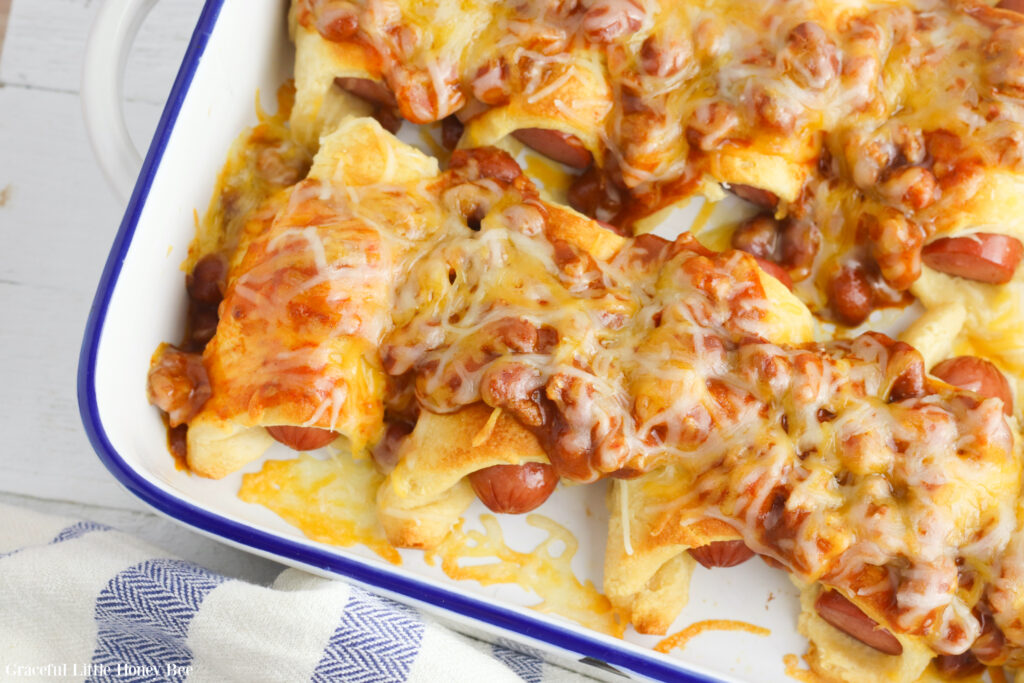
[293,0,1024,356]
[191,82,311,271]
[153,4,1024,675]
[238,451,401,564]
[654,619,770,654]
[424,514,625,637]
[377,163,1020,657]
[240,448,625,641]
[782,653,830,683]
[187,120,446,476]
[911,265,1024,418]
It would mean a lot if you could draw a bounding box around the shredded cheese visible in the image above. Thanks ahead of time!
[425,514,625,637]
[654,619,770,654]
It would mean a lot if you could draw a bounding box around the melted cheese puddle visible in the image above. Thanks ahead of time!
[239,452,401,565]
[240,455,622,636]
[655,619,770,654]
[426,514,625,638]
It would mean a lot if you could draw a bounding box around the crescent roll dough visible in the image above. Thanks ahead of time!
[188,118,441,478]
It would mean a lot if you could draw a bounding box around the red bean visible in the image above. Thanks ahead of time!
[732,215,781,259]
[441,115,464,150]
[829,265,874,326]
[186,254,226,305]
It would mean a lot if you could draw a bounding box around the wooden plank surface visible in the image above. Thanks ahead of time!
[0,85,161,511]
[1,0,203,103]
[0,0,10,56]
[0,0,283,581]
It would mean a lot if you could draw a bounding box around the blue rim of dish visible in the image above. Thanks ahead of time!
[76,2,723,682]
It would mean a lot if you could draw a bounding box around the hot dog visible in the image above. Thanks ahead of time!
[266,425,340,451]
[931,356,1014,415]
[512,129,593,169]
[754,258,793,290]
[687,540,755,569]
[728,184,780,210]
[814,590,903,656]
[335,77,397,107]
[467,462,558,514]
[921,233,1023,284]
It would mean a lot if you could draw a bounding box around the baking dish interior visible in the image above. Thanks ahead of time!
[78,1,817,681]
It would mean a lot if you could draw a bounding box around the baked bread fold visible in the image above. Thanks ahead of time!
[187,118,442,477]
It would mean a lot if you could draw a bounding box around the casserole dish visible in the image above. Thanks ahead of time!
[76,1,936,681]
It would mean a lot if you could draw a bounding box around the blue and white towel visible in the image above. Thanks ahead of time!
[0,504,593,682]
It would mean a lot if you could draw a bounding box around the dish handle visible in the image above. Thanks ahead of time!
[81,0,159,203]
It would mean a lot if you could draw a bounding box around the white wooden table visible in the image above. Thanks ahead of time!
[0,0,285,584]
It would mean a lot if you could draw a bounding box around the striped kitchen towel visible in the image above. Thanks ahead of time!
[0,503,594,682]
